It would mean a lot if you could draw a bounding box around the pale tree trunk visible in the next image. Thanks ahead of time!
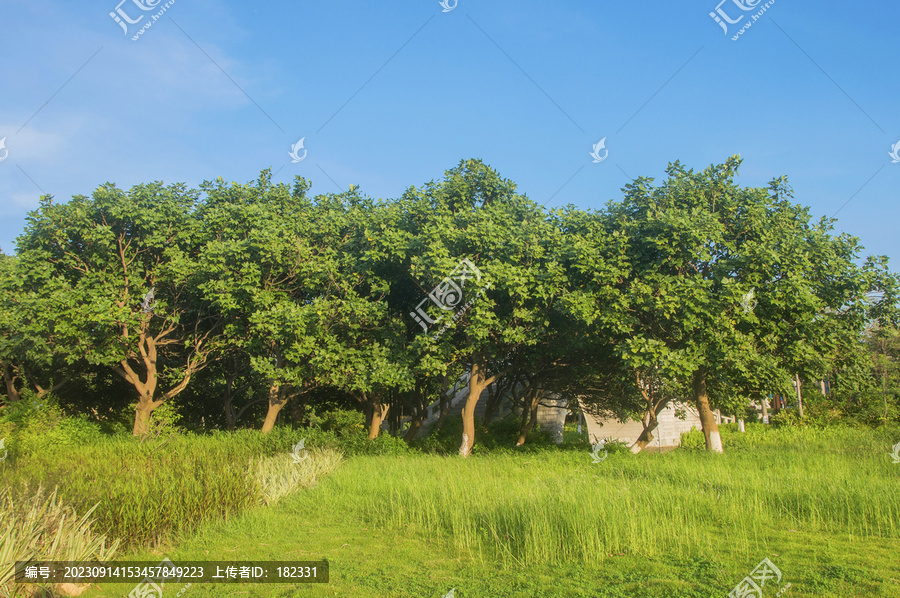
[357,391,389,439]
[460,364,490,456]
[130,373,164,437]
[261,383,288,433]
[113,338,164,436]
[693,369,723,453]
[368,403,389,439]
[459,361,511,456]
[761,396,769,424]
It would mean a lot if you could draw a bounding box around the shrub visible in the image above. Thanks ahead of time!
[770,410,800,428]
[307,408,366,437]
[0,396,104,459]
[679,427,708,450]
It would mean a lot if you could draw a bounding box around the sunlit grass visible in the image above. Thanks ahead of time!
[284,424,900,567]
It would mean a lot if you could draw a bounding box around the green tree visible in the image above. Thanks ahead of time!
[401,159,569,456]
[0,253,76,404]
[17,186,221,435]
[578,157,896,452]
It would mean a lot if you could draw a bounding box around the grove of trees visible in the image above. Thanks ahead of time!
[1,157,898,454]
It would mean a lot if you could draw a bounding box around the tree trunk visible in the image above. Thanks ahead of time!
[368,403,389,439]
[403,389,427,442]
[1,361,21,404]
[693,369,723,453]
[630,415,659,454]
[482,384,500,427]
[224,370,237,431]
[761,395,769,424]
[433,377,455,431]
[482,374,515,426]
[515,383,541,446]
[404,413,425,442]
[113,326,200,436]
[460,362,504,457]
[261,383,288,433]
[125,362,163,436]
[631,370,670,454]
[133,401,153,436]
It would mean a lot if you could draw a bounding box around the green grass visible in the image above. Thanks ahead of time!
[6,423,900,597]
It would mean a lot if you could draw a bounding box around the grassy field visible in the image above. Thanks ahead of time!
[3,421,900,597]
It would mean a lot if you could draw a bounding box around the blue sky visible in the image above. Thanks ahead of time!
[1,1,898,264]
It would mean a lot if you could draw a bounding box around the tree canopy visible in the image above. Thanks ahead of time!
[1,157,897,453]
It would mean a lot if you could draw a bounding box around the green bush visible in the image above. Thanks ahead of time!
[770,409,800,428]
[596,437,631,454]
[307,407,366,437]
[145,400,184,436]
[0,396,104,459]
[678,427,708,450]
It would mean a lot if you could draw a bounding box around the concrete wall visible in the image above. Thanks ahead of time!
[581,401,702,449]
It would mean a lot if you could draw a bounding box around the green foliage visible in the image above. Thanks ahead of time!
[143,400,184,437]
[307,407,366,437]
[2,160,899,448]
[334,431,411,457]
[598,437,631,454]
[678,427,707,450]
[770,409,801,428]
[0,396,103,459]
